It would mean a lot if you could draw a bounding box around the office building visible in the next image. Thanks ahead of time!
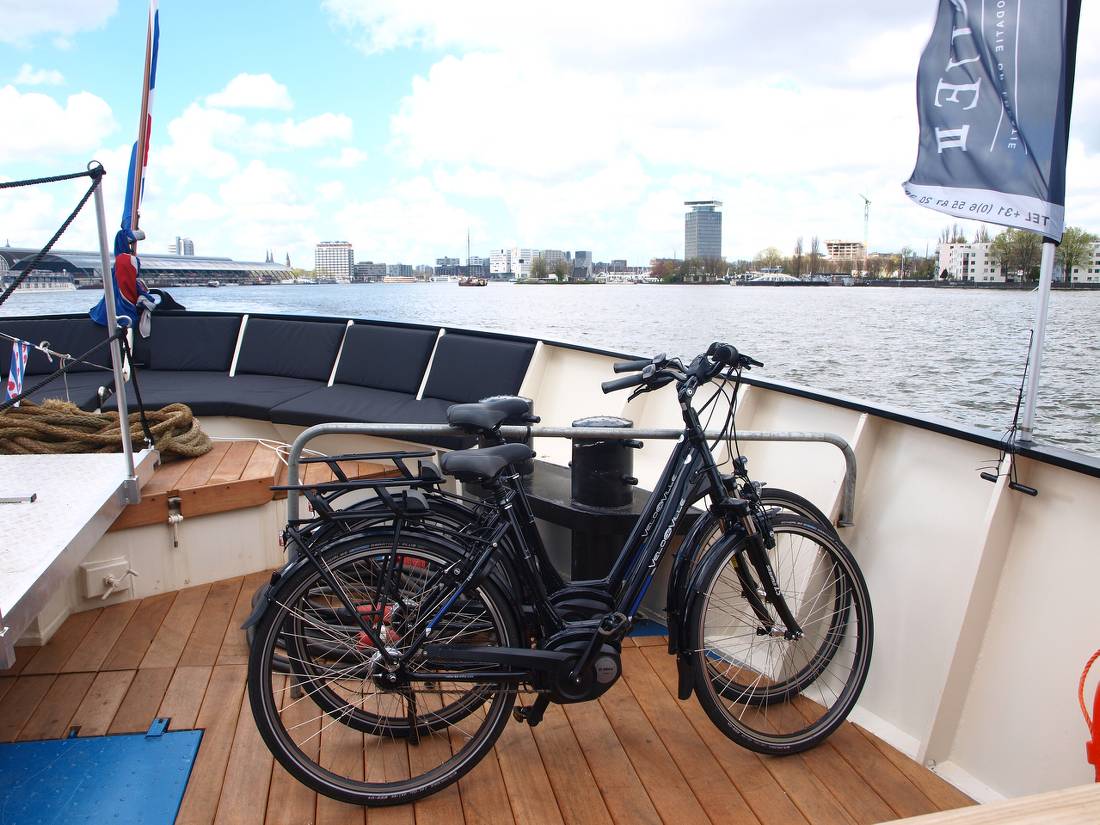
[684,201,722,259]
[315,241,354,280]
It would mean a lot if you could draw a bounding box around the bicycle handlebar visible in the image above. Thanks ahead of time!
[601,372,647,394]
[612,358,654,373]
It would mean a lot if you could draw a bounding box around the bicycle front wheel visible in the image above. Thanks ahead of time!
[248,539,519,806]
[689,515,872,754]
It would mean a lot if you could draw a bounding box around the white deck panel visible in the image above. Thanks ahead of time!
[0,450,157,666]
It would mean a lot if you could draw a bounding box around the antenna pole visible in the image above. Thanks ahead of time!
[1017,238,1056,443]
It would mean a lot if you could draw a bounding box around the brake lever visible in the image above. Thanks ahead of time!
[627,385,647,402]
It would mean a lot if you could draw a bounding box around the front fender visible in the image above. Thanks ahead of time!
[669,526,749,699]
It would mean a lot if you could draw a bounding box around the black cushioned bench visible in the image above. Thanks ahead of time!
[4,314,537,453]
[125,315,343,418]
[0,318,117,409]
[269,326,535,450]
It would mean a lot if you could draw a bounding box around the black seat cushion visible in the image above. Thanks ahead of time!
[140,314,242,371]
[0,318,116,375]
[18,371,111,410]
[124,370,323,418]
[441,443,537,482]
[235,318,345,381]
[270,384,474,450]
[422,334,535,403]
[334,323,438,394]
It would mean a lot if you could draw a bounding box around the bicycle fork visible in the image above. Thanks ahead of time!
[736,514,805,641]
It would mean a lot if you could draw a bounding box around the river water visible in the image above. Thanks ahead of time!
[3,283,1097,456]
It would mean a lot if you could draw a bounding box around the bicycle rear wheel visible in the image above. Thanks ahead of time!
[688,516,872,754]
[248,539,519,806]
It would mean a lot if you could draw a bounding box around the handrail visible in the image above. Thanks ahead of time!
[285,423,858,526]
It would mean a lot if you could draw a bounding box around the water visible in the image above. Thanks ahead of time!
[4,283,1097,456]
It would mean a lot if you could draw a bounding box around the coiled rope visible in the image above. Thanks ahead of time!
[0,399,211,458]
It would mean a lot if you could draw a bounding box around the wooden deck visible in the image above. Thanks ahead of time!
[110,440,394,531]
[0,575,977,825]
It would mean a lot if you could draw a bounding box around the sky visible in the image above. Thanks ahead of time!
[1,0,1098,269]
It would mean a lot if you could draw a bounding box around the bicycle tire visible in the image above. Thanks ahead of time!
[688,515,872,754]
[248,538,520,806]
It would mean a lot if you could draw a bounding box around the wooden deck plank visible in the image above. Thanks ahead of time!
[143,455,198,494]
[17,672,95,740]
[364,739,415,825]
[101,591,176,671]
[561,698,662,825]
[0,675,55,741]
[219,570,271,665]
[177,441,232,490]
[530,704,614,825]
[315,719,366,825]
[214,682,275,825]
[618,646,759,824]
[21,609,102,675]
[158,665,213,730]
[826,720,940,819]
[0,574,980,825]
[67,669,134,736]
[176,664,248,825]
[209,441,260,484]
[139,583,212,669]
[597,676,711,825]
[241,442,280,483]
[0,646,41,677]
[407,732,462,825]
[858,726,975,812]
[61,599,140,673]
[495,718,564,825]
[639,646,811,825]
[266,677,322,825]
[180,577,244,667]
[454,732,516,825]
[108,666,174,733]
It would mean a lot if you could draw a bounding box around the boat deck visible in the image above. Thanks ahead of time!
[0,574,976,824]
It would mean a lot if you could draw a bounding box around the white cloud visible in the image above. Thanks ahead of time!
[319,147,368,168]
[254,113,353,149]
[206,73,294,111]
[316,181,346,201]
[13,64,65,86]
[0,86,115,165]
[155,103,246,184]
[0,0,117,46]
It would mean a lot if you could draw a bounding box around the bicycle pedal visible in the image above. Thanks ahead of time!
[512,696,549,727]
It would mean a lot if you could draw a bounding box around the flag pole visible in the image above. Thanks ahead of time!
[1017,238,1057,443]
[129,1,157,251]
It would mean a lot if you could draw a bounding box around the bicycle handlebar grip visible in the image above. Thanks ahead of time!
[601,373,646,394]
[708,342,739,366]
[613,359,652,373]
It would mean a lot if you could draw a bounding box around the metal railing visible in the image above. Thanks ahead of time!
[285,423,858,525]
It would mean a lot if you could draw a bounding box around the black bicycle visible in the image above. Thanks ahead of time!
[246,342,873,806]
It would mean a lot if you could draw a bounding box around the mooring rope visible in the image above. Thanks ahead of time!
[0,399,211,458]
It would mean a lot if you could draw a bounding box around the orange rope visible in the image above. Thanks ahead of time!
[1080,648,1100,729]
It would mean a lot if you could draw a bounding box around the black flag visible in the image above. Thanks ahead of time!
[903,0,1081,241]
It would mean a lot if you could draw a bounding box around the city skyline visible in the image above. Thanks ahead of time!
[0,2,1097,270]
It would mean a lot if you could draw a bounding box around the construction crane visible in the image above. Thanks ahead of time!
[858,194,871,275]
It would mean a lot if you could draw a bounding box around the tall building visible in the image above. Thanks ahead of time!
[937,242,1007,282]
[170,236,195,256]
[353,261,387,281]
[315,241,354,280]
[573,250,593,279]
[436,257,460,267]
[684,201,722,259]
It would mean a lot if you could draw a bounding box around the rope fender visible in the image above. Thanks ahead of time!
[0,399,211,459]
